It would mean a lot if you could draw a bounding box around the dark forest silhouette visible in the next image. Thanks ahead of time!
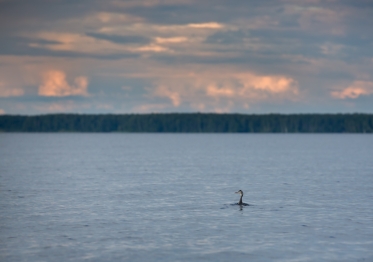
[0,113,372,133]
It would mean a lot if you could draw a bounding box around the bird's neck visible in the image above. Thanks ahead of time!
[239,195,243,205]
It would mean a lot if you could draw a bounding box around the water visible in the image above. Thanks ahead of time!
[1,134,373,261]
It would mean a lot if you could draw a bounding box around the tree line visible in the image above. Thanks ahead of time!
[0,113,372,133]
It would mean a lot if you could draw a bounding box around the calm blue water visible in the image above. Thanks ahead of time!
[1,134,373,261]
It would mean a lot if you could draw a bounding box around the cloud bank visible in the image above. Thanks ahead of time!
[0,0,372,114]
[152,70,299,111]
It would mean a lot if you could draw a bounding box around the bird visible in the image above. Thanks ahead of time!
[235,190,249,206]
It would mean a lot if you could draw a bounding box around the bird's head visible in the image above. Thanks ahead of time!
[235,190,243,196]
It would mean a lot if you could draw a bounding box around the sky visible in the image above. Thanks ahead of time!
[0,0,373,115]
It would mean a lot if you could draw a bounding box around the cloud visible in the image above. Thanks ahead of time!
[36,102,77,112]
[31,100,96,114]
[29,32,131,54]
[331,81,373,99]
[205,29,250,44]
[110,0,194,8]
[155,37,188,43]
[95,11,143,24]
[284,5,346,35]
[15,8,231,59]
[320,42,344,56]
[1,1,373,114]
[187,22,224,29]
[135,44,169,52]
[38,70,88,97]
[0,81,24,97]
[86,32,151,44]
[0,109,5,114]
[27,30,190,55]
[132,103,170,113]
[151,69,299,111]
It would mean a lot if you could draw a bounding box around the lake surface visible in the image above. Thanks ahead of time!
[1,134,373,261]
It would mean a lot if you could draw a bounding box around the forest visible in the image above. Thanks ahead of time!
[0,113,372,133]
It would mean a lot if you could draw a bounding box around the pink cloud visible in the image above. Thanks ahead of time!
[135,44,169,52]
[237,74,298,94]
[187,22,224,29]
[38,70,88,97]
[155,37,188,44]
[151,70,299,111]
[331,81,373,99]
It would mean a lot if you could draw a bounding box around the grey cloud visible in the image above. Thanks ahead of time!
[113,0,277,25]
[85,33,151,45]
[205,30,251,44]
[120,4,199,24]
[1,0,371,29]
[0,0,97,33]
[149,51,308,69]
[0,0,99,20]
[0,36,58,56]
[0,36,140,60]
[205,27,373,63]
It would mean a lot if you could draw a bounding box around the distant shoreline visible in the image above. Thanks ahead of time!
[1,113,372,133]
